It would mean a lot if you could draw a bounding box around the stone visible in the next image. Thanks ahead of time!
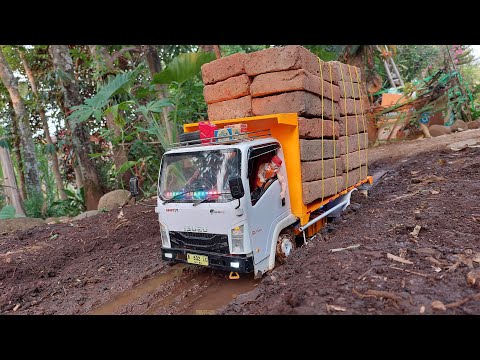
[72,210,100,221]
[250,69,339,102]
[298,117,340,139]
[338,115,367,135]
[201,52,247,85]
[342,166,368,189]
[203,74,251,104]
[245,45,320,77]
[252,91,339,120]
[428,124,452,137]
[207,95,253,121]
[450,119,467,132]
[342,149,367,172]
[301,158,344,182]
[302,176,343,204]
[339,132,368,154]
[300,139,340,161]
[97,189,132,211]
[466,121,479,129]
[337,79,361,99]
[339,98,364,116]
[321,61,361,85]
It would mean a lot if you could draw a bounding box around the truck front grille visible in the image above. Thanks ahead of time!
[169,231,230,254]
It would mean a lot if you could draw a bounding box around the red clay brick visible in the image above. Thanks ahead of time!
[301,158,344,182]
[299,117,340,139]
[252,91,339,120]
[342,166,368,189]
[338,80,361,99]
[339,132,368,154]
[339,115,367,135]
[203,74,251,104]
[250,69,339,102]
[321,61,361,85]
[201,52,247,85]
[245,46,321,77]
[300,139,340,161]
[342,149,367,172]
[302,176,343,204]
[339,98,363,116]
[207,95,253,121]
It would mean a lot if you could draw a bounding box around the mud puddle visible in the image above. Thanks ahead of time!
[86,264,188,315]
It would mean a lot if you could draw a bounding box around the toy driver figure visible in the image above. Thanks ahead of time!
[256,155,287,199]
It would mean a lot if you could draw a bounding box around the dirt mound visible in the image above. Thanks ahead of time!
[2,130,480,315]
[0,199,164,314]
[0,218,46,234]
[222,146,480,315]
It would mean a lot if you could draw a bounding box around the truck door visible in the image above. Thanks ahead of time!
[246,143,288,265]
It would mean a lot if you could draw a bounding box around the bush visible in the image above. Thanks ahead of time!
[24,191,44,218]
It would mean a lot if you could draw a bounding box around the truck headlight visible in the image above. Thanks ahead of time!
[160,223,170,247]
[231,225,244,253]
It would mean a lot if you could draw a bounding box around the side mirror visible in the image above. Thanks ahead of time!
[129,176,139,197]
[229,176,244,199]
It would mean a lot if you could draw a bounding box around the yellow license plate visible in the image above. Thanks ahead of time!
[187,253,209,266]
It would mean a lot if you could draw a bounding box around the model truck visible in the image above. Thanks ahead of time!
[144,113,372,278]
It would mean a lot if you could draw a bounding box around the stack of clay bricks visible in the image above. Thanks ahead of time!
[201,45,368,205]
[331,61,369,195]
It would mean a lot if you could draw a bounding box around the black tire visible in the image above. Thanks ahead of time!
[178,130,200,143]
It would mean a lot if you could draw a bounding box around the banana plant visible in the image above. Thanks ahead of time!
[152,51,215,143]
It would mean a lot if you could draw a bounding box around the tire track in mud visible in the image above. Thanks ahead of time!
[86,263,259,315]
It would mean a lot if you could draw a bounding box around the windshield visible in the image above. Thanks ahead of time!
[159,149,241,203]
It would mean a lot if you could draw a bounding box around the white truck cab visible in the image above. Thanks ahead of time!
[156,137,296,277]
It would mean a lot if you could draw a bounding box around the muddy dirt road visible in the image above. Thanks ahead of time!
[1,129,479,315]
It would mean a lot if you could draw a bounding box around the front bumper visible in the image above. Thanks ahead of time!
[161,247,254,273]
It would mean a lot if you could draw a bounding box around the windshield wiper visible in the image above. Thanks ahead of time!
[162,188,204,204]
[192,194,213,207]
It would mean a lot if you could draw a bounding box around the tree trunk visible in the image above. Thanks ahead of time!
[143,45,174,143]
[200,45,222,59]
[54,94,85,188]
[9,100,27,201]
[106,113,131,186]
[73,160,84,188]
[49,45,104,210]
[19,51,67,201]
[0,47,42,197]
[0,145,26,217]
[89,45,133,185]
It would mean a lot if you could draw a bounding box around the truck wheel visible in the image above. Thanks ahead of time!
[275,229,296,265]
[178,130,200,143]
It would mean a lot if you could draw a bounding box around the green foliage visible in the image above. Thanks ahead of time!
[24,191,44,218]
[172,77,208,125]
[396,45,443,82]
[49,187,85,217]
[303,45,341,61]
[0,205,16,219]
[219,45,269,57]
[152,52,216,85]
[0,139,9,149]
[69,66,142,124]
